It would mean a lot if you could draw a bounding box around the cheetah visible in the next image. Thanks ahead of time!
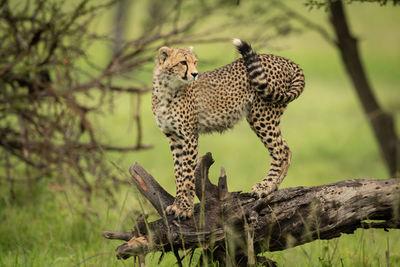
[152,39,305,218]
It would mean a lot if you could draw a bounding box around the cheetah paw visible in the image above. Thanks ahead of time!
[251,183,272,199]
[166,202,193,219]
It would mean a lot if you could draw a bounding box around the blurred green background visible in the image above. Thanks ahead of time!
[1,0,399,266]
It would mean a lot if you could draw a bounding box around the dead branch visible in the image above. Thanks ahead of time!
[103,152,400,266]
[1,0,229,199]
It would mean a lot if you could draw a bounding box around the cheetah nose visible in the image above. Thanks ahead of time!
[191,72,198,79]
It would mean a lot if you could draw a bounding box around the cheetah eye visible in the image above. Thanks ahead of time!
[180,60,187,66]
[194,61,197,66]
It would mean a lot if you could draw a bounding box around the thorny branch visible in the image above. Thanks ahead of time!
[0,0,231,200]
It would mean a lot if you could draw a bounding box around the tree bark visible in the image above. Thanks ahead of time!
[329,0,399,177]
[103,153,400,266]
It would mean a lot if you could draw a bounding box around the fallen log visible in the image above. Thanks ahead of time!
[103,152,400,266]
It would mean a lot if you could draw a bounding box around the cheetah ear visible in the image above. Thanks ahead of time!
[188,46,194,52]
[158,47,170,64]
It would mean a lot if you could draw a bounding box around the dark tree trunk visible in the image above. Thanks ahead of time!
[103,153,400,266]
[328,0,399,177]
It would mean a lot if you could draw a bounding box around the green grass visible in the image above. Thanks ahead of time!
[1,1,400,266]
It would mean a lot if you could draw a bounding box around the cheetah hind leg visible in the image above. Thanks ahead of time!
[252,144,292,199]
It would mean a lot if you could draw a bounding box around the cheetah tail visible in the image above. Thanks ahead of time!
[233,38,305,104]
[232,38,269,97]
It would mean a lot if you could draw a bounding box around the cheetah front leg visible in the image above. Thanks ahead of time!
[247,103,292,198]
[165,134,199,219]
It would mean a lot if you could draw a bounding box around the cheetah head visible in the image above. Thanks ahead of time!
[156,46,198,84]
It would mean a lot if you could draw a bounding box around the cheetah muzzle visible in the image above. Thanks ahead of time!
[152,39,305,219]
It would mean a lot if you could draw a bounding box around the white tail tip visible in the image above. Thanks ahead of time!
[232,38,242,47]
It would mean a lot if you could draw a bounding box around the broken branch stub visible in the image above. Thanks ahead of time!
[103,153,400,265]
[128,163,174,216]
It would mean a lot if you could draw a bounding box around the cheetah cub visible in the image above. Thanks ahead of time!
[152,39,305,218]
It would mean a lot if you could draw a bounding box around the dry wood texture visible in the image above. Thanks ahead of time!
[103,153,400,266]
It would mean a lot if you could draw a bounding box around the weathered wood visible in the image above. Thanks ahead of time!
[102,231,132,241]
[218,167,229,200]
[128,163,174,216]
[104,153,400,265]
[194,152,219,201]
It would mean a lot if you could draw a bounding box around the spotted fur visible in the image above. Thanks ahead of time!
[152,39,305,218]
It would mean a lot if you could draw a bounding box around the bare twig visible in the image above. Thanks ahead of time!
[1,0,226,200]
[271,0,336,45]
